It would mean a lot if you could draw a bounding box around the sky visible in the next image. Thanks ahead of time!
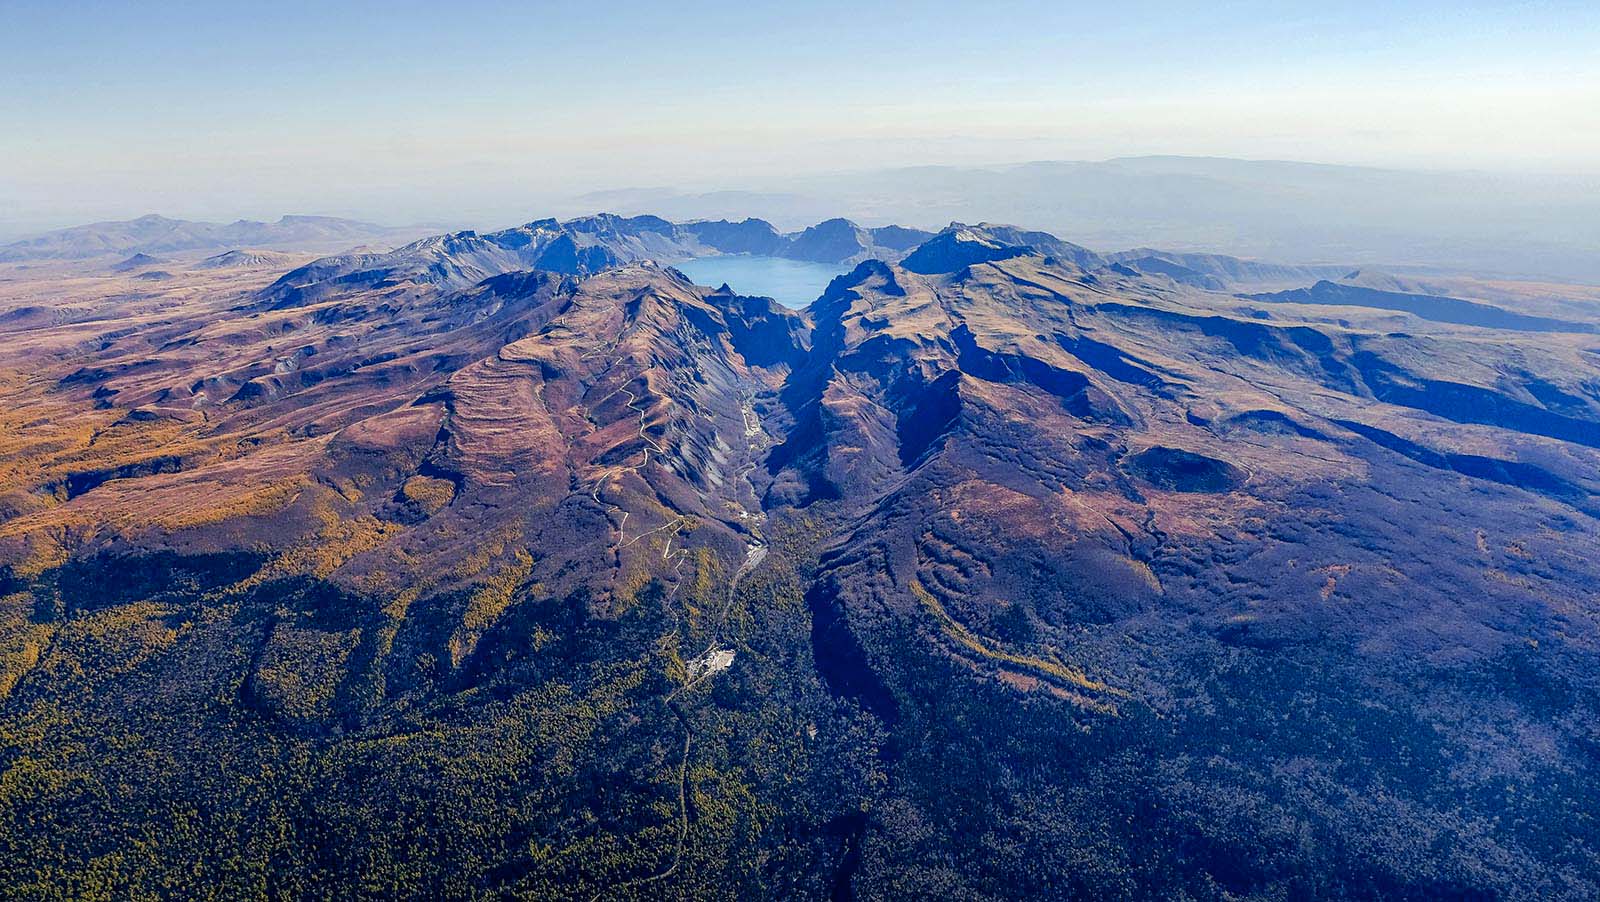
[3,0,1598,234]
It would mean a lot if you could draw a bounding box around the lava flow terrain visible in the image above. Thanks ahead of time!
[2,216,1599,900]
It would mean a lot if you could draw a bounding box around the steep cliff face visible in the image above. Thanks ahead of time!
[3,221,1599,899]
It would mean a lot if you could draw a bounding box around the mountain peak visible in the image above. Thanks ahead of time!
[899,222,1104,275]
[110,252,165,272]
[900,224,1036,274]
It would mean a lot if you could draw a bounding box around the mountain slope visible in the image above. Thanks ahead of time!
[192,249,301,270]
[1105,247,1352,288]
[769,249,1600,896]
[1,219,1599,899]
[1247,279,1596,333]
[109,252,166,272]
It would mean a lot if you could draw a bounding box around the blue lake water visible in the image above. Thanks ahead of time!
[674,255,849,310]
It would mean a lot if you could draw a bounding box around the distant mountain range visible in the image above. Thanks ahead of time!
[17,155,1597,283]
[571,155,1600,282]
[0,213,422,261]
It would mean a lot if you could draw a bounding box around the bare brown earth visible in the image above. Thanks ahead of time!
[1,226,1599,899]
[0,253,806,698]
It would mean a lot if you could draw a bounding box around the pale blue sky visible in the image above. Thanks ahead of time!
[3,0,1597,231]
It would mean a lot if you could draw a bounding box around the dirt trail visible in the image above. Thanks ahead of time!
[569,303,774,899]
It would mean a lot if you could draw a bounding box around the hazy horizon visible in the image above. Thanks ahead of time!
[5,0,1598,234]
[7,152,1597,235]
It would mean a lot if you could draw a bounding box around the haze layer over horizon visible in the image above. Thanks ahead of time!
[4,0,1598,232]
